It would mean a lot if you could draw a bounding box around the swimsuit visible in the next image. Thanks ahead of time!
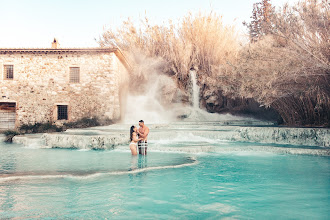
[130,142,138,153]
[138,140,148,155]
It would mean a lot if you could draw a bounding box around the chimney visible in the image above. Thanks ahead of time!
[52,38,60,49]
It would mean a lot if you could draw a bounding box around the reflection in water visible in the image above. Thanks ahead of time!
[0,145,17,174]
[130,156,138,171]
[0,185,15,214]
[129,155,148,183]
[65,182,80,211]
[130,155,148,171]
[0,146,18,214]
[138,155,147,169]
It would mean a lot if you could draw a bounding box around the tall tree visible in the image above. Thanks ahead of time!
[244,0,274,42]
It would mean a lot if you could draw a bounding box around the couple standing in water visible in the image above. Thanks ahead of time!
[130,120,149,155]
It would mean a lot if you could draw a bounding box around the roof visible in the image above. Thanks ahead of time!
[0,47,116,53]
[0,47,131,70]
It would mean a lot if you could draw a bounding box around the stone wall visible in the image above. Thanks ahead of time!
[200,84,281,122]
[0,50,129,128]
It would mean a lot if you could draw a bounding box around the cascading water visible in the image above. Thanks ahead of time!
[122,70,258,124]
[122,76,174,124]
[184,70,246,122]
[190,70,200,109]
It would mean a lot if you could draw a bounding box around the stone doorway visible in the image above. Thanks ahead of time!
[0,102,16,130]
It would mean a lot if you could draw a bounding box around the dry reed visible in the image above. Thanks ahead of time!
[99,0,329,126]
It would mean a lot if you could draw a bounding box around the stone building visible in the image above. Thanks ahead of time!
[0,39,129,130]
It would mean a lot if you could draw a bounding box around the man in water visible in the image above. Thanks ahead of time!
[137,120,149,155]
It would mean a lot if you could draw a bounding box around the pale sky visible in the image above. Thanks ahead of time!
[0,0,296,48]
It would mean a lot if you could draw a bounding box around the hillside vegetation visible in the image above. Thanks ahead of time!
[99,0,329,127]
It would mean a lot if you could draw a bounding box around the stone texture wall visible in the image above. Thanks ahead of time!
[0,50,129,128]
[200,85,281,122]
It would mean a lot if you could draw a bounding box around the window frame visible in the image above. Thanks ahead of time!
[3,65,14,80]
[57,105,68,120]
[69,67,80,83]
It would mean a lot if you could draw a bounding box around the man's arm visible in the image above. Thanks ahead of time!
[137,130,144,138]
[138,127,149,138]
[144,127,149,137]
[139,133,146,138]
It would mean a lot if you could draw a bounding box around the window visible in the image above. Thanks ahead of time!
[69,67,80,83]
[0,102,16,130]
[4,65,14,80]
[57,105,68,120]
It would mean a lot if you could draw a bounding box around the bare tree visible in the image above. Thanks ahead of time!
[227,0,330,126]
[99,0,330,126]
[98,12,239,90]
[244,0,274,42]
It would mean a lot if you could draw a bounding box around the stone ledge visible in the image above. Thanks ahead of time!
[231,127,330,147]
[41,133,129,150]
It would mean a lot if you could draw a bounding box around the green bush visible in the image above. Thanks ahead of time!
[2,117,114,141]
[63,117,101,129]
[19,122,63,134]
[3,130,20,136]
[3,130,20,143]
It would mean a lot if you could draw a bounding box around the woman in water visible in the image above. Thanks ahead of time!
[130,125,143,155]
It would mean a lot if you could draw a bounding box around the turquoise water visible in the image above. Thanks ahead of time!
[0,128,330,219]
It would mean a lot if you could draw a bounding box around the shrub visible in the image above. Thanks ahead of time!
[99,0,329,127]
[19,122,63,134]
[3,130,20,143]
[221,0,330,126]
[63,117,100,129]
[98,12,240,90]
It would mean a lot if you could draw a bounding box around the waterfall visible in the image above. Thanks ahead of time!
[185,70,250,122]
[121,70,254,124]
[190,70,200,109]
[122,77,174,124]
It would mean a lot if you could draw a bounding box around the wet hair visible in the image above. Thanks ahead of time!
[139,120,144,123]
[130,125,135,141]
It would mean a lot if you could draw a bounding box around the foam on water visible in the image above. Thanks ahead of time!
[0,157,197,183]
[182,107,251,122]
[128,145,330,156]
[12,121,330,154]
[77,149,91,152]
[151,132,224,145]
